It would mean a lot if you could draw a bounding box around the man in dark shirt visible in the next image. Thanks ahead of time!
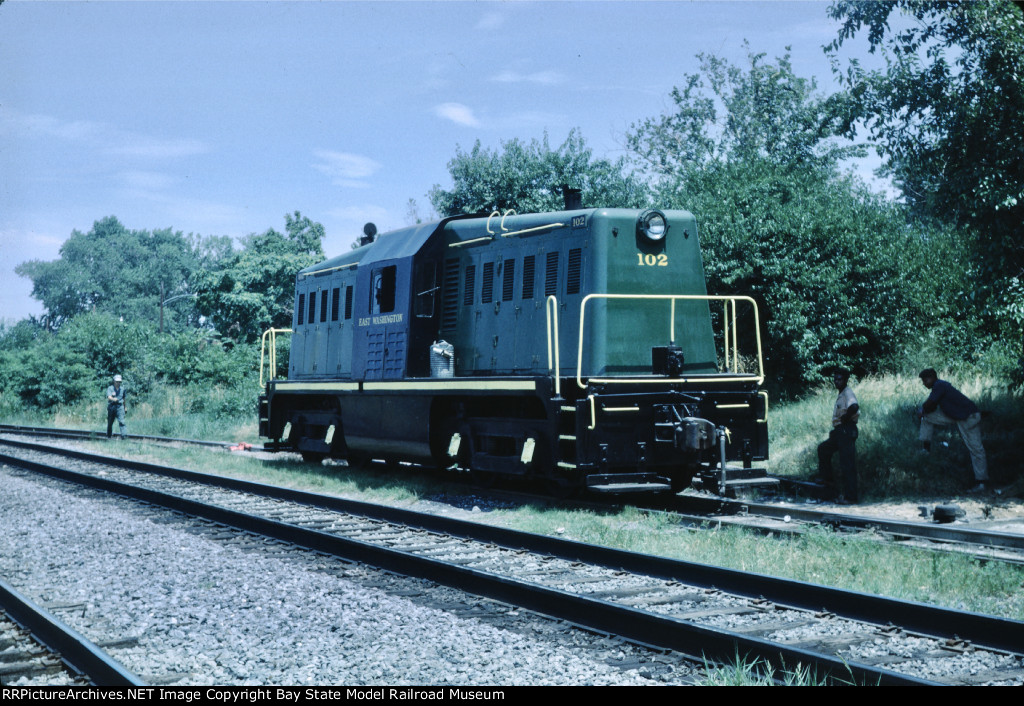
[918,368,988,492]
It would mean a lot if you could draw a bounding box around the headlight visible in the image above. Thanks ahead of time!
[637,210,668,242]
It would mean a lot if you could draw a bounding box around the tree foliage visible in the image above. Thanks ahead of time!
[631,46,865,182]
[628,49,960,389]
[0,313,153,408]
[194,212,325,343]
[827,0,1024,325]
[15,217,203,331]
[0,313,261,411]
[429,129,649,216]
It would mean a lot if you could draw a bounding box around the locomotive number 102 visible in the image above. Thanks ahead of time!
[637,253,669,266]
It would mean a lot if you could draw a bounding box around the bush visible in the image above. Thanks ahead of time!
[771,372,1023,497]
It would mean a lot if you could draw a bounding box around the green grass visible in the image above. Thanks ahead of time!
[770,373,1024,498]
[495,506,1024,619]
[4,373,1024,622]
[700,654,839,686]
[32,432,1024,621]
[4,385,262,445]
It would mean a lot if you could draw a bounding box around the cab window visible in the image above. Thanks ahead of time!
[371,265,397,314]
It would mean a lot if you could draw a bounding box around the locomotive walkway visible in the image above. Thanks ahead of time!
[2,436,1022,685]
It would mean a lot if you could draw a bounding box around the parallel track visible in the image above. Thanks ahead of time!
[2,437,1022,685]
[3,425,1021,563]
[0,578,143,686]
[0,424,232,449]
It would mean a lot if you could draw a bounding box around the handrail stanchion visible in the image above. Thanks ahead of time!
[722,300,730,373]
[545,296,560,398]
[575,294,764,388]
[260,328,292,388]
[731,299,739,373]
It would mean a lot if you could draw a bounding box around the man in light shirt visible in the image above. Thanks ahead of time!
[106,374,127,439]
[817,367,859,504]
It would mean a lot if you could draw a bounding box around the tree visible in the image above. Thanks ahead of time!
[16,217,202,331]
[429,129,649,216]
[0,312,155,409]
[194,212,325,343]
[827,0,1024,328]
[628,49,961,389]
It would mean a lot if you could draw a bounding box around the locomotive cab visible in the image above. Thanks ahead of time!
[348,223,445,380]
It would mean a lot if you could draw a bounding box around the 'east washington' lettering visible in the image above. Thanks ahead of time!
[358,313,404,326]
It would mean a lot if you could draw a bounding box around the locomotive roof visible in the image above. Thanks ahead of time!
[299,207,697,277]
[298,220,443,277]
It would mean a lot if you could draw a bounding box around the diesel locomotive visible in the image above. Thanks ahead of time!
[258,201,770,494]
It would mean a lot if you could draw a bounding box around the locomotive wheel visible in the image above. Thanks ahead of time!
[459,422,500,488]
[301,451,327,464]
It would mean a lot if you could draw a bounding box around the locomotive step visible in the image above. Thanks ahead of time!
[587,481,673,494]
[715,466,770,480]
[719,476,780,488]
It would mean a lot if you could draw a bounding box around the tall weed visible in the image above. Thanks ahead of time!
[770,372,1023,496]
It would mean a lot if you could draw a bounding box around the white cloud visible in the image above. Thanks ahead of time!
[491,70,565,85]
[1,109,207,159]
[433,103,481,128]
[312,150,382,188]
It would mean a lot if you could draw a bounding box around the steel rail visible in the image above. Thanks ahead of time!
[0,449,937,686]
[4,435,1024,654]
[3,435,1023,655]
[669,493,1024,553]
[0,423,232,449]
[0,577,145,686]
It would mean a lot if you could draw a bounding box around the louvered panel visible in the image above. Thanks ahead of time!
[522,255,535,299]
[502,258,515,301]
[463,264,476,306]
[567,248,582,295]
[545,251,559,297]
[441,258,460,331]
[482,261,494,303]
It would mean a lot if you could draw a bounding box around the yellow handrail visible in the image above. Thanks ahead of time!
[260,328,292,388]
[574,293,765,390]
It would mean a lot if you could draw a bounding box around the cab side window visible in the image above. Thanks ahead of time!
[413,261,438,318]
[371,265,397,314]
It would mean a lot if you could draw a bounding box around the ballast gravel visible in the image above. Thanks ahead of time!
[0,467,690,686]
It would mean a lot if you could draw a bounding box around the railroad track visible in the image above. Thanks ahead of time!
[0,424,235,450]
[3,425,1022,566]
[0,578,142,686]
[654,493,1024,563]
[1,438,1022,685]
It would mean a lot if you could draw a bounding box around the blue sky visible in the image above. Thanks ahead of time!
[0,0,881,323]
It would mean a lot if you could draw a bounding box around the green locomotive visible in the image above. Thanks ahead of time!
[259,204,769,494]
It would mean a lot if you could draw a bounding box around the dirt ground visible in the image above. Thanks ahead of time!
[779,489,1024,533]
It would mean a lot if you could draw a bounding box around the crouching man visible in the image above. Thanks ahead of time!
[918,368,989,492]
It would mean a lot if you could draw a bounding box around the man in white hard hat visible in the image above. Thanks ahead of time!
[106,374,127,439]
